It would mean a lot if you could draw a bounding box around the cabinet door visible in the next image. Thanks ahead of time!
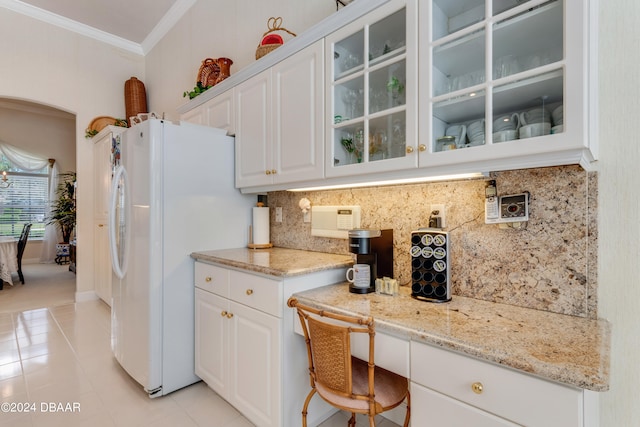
[181,105,205,125]
[195,289,229,396]
[420,0,591,171]
[272,40,325,184]
[235,69,273,188]
[204,89,235,135]
[228,301,281,427]
[93,131,113,219]
[411,382,519,427]
[326,0,418,178]
[94,222,111,306]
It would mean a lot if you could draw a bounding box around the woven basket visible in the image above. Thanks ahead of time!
[124,77,148,127]
[198,58,220,87]
[256,17,296,60]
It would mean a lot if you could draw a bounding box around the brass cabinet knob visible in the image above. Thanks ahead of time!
[271,169,277,174]
[471,382,484,394]
[246,289,254,295]
[226,312,234,318]
[221,311,228,317]
[419,144,427,152]
[406,146,414,154]
[265,170,271,175]
[98,224,104,228]
[205,276,212,282]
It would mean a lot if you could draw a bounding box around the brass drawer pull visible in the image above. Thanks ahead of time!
[406,146,414,154]
[226,312,234,318]
[419,144,427,152]
[221,311,228,317]
[205,276,212,282]
[471,382,483,394]
[246,289,254,295]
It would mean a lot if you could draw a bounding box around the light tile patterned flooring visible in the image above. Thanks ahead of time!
[0,265,400,427]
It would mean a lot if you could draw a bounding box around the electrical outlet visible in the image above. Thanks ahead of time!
[430,204,446,228]
[275,207,283,223]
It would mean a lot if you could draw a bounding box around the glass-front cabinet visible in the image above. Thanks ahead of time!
[420,0,592,171]
[326,0,418,177]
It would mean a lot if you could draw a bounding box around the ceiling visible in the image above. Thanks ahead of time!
[0,0,195,54]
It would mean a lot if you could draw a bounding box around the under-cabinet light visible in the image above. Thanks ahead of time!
[287,172,487,192]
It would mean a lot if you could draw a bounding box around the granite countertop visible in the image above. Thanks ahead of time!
[191,247,354,277]
[292,283,610,392]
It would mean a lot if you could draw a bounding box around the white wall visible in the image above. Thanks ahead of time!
[597,0,640,424]
[144,0,335,118]
[0,8,144,295]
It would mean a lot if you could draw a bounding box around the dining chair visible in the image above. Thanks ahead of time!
[17,223,32,284]
[287,297,410,427]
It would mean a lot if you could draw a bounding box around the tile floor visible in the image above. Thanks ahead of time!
[0,273,400,426]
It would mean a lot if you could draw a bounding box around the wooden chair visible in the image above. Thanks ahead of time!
[16,223,31,284]
[287,297,410,427]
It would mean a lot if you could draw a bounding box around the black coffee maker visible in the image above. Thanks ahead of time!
[347,229,394,294]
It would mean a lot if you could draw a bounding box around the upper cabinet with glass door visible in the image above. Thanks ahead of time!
[420,0,594,172]
[326,0,418,178]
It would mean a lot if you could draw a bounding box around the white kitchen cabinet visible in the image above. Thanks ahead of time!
[181,89,235,134]
[419,0,595,173]
[410,341,592,427]
[92,126,124,306]
[194,260,345,427]
[235,40,325,190]
[194,263,279,426]
[325,0,418,178]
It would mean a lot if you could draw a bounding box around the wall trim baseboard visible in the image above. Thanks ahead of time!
[75,290,98,302]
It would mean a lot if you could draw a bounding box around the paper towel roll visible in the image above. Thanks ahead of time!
[252,207,270,245]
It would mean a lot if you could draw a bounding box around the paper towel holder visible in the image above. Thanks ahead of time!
[248,224,273,249]
[248,204,273,249]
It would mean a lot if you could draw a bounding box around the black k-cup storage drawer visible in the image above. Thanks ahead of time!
[410,229,451,302]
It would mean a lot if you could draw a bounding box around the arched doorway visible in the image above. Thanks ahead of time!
[0,97,77,311]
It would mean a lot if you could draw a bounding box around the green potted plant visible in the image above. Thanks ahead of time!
[47,172,76,243]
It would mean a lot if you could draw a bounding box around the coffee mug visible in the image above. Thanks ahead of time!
[492,129,518,143]
[552,105,563,126]
[467,119,485,144]
[346,264,371,288]
[493,113,520,132]
[519,108,550,126]
[519,123,551,139]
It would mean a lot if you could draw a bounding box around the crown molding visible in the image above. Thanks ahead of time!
[141,0,196,55]
[0,0,197,56]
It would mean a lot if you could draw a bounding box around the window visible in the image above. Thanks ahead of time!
[0,155,48,239]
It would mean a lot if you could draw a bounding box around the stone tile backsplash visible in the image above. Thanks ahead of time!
[267,165,597,318]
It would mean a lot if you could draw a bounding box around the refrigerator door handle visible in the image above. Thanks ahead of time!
[109,165,131,279]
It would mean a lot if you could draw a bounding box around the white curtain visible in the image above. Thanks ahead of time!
[40,163,60,263]
[0,143,49,171]
[0,142,58,263]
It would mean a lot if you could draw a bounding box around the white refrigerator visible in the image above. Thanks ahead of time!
[108,119,255,397]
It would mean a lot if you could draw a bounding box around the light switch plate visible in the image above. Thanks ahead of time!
[311,206,361,239]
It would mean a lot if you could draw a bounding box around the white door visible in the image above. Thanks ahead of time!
[229,302,281,427]
[109,120,159,394]
[195,289,229,395]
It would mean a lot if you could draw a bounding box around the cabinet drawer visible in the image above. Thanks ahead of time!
[195,262,230,298]
[229,270,282,317]
[352,331,409,377]
[411,382,518,426]
[410,342,582,427]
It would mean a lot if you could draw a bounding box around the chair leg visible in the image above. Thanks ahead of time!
[18,268,24,284]
[301,388,316,427]
[348,413,356,427]
[403,390,411,427]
